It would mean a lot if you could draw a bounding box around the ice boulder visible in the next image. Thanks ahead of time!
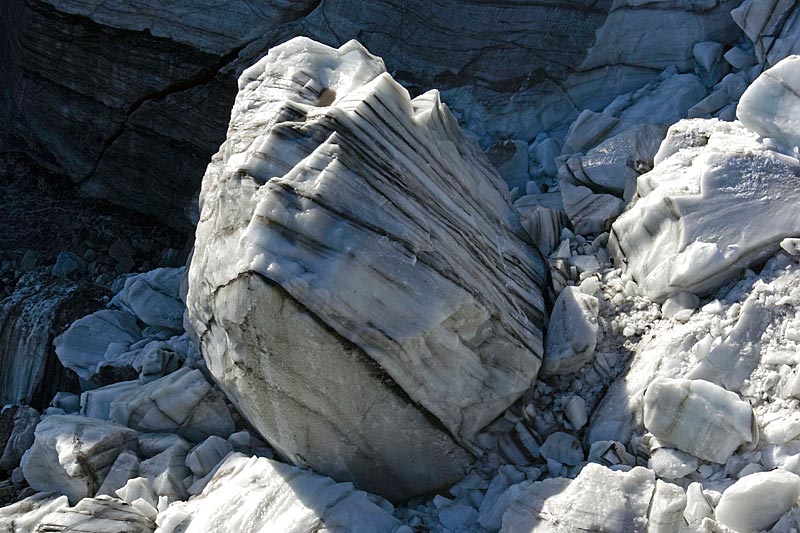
[738,55,800,154]
[610,118,800,301]
[110,268,186,330]
[558,124,666,235]
[643,377,756,464]
[186,37,547,500]
[715,469,800,533]
[541,286,599,376]
[54,309,141,384]
[21,415,139,504]
[154,453,400,532]
[109,368,235,442]
[501,463,656,532]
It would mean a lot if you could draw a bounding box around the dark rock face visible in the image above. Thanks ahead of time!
[0,275,110,408]
[3,1,246,230]
[2,0,612,229]
[2,0,745,229]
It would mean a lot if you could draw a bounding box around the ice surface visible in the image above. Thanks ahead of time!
[610,118,800,301]
[738,55,800,153]
[21,415,138,505]
[715,469,800,532]
[154,453,400,532]
[541,287,599,376]
[643,377,756,464]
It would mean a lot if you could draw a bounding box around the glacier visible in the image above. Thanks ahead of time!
[2,2,800,533]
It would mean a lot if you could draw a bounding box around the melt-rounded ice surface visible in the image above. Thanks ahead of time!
[186,36,547,500]
[155,453,400,533]
[643,377,756,464]
[737,55,800,153]
[715,469,800,532]
[610,117,800,302]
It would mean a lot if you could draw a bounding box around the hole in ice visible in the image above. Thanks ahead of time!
[316,88,336,107]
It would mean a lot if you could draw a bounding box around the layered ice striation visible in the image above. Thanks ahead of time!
[186,37,547,501]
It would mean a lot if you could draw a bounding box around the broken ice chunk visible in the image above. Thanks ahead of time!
[661,292,699,321]
[36,496,155,532]
[540,432,584,466]
[110,267,185,330]
[737,55,800,153]
[54,309,141,383]
[781,238,800,256]
[21,415,138,505]
[648,448,698,480]
[647,480,686,533]
[715,469,800,533]
[109,368,235,441]
[643,377,756,464]
[501,463,655,532]
[564,396,588,430]
[610,118,800,302]
[542,286,599,375]
[683,482,713,526]
[154,453,400,532]
[185,436,233,478]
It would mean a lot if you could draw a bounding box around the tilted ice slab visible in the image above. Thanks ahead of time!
[610,118,800,301]
[110,267,185,330]
[54,309,141,383]
[186,38,547,499]
[155,453,399,533]
[733,1,800,68]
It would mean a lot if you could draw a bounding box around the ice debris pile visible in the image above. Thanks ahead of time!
[4,10,800,532]
[0,266,403,532]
